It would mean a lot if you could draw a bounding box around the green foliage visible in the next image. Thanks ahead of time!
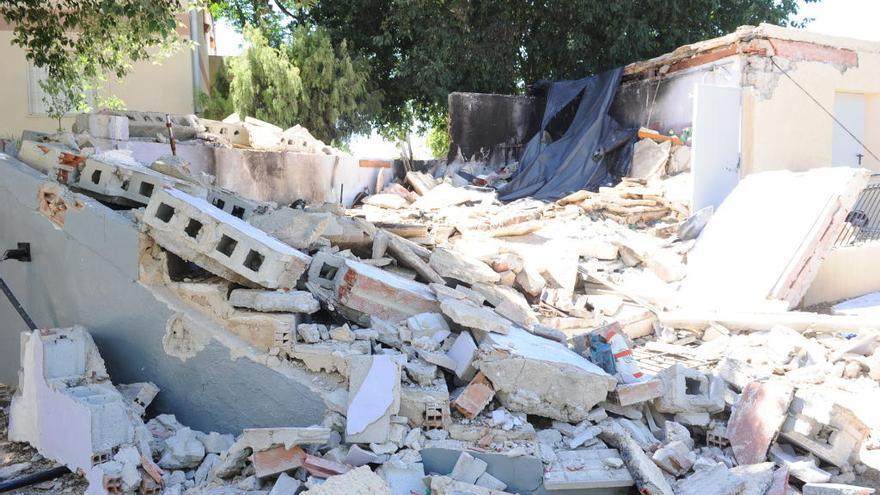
[426,119,450,159]
[1,0,191,117]
[204,26,375,143]
[38,78,89,132]
[228,26,303,126]
[302,0,817,133]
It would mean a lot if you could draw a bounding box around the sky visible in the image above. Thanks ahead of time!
[212,0,880,158]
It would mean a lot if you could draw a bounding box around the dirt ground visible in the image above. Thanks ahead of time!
[0,383,89,494]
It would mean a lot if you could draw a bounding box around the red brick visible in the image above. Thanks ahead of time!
[727,381,794,465]
[337,261,439,322]
[608,379,663,406]
[769,38,858,67]
[253,445,307,479]
[303,455,350,478]
[451,372,495,419]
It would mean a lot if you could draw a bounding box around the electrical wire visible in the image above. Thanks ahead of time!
[770,56,880,163]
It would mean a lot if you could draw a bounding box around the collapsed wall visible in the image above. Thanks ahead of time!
[0,153,330,433]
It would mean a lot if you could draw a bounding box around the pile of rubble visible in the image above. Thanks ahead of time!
[4,118,880,495]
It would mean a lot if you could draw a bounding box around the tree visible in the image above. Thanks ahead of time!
[214,0,816,135]
[202,26,376,144]
[1,0,189,117]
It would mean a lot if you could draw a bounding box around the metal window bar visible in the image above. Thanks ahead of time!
[835,174,880,246]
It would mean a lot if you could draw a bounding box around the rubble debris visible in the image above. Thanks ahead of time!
[301,465,391,495]
[727,380,794,465]
[451,372,495,419]
[803,483,876,495]
[780,388,869,467]
[674,462,745,495]
[228,288,320,313]
[346,355,402,444]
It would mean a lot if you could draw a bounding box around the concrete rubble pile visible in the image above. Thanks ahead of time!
[5,118,880,495]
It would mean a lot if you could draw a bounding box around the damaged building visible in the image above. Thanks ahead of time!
[0,22,880,495]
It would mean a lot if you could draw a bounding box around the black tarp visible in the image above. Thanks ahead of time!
[497,68,635,202]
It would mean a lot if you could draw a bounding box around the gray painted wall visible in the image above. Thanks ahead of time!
[0,154,326,433]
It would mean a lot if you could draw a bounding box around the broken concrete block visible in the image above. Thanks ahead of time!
[200,431,234,454]
[429,247,501,285]
[770,444,833,484]
[406,312,452,342]
[269,472,302,495]
[205,186,264,221]
[292,340,371,376]
[144,187,311,289]
[8,327,144,493]
[346,355,402,444]
[543,448,634,491]
[567,424,602,449]
[298,323,324,343]
[675,462,745,495]
[308,251,439,325]
[302,453,351,478]
[74,112,129,140]
[446,331,478,380]
[249,208,331,249]
[231,426,332,453]
[79,153,201,207]
[18,140,85,181]
[598,420,673,495]
[654,364,725,414]
[803,483,876,495]
[301,465,391,495]
[630,138,671,178]
[652,440,695,476]
[514,265,545,296]
[450,451,488,484]
[475,472,507,491]
[229,288,320,313]
[116,382,159,417]
[399,382,450,428]
[477,327,616,422]
[404,359,438,386]
[440,298,511,335]
[344,445,379,467]
[378,461,426,495]
[471,283,538,329]
[780,388,868,467]
[451,372,495,419]
[329,324,356,342]
[665,421,694,449]
[429,476,513,495]
[158,427,206,470]
[667,144,691,175]
[729,462,776,495]
[727,380,794,465]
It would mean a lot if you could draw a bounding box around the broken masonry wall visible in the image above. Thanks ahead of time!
[611,56,743,138]
[0,153,326,433]
[802,242,880,306]
[83,138,390,207]
[447,92,544,166]
[741,35,880,174]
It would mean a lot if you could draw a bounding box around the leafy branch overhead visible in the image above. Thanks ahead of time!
[0,0,192,115]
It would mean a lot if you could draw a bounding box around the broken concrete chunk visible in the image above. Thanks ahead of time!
[729,462,776,495]
[158,427,206,470]
[329,324,356,342]
[229,288,320,313]
[144,187,311,289]
[249,207,331,250]
[475,472,507,491]
[780,388,868,467]
[346,355,402,444]
[630,138,671,179]
[653,364,725,414]
[429,247,501,285]
[377,461,426,495]
[651,440,695,476]
[446,331,478,380]
[675,462,745,495]
[428,475,512,495]
[543,448,634,491]
[406,312,452,342]
[440,298,511,335]
[404,359,438,386]
[301,466,391,495]
[116,382,160,417]
[253,445,307,479]
[598,420,673,495]
[269,472,303,495]
[608,379,663,407]
[769,444,832,484]
[727,380,794,465]
[231,426,332,453]
[514,265,545,297]
[450,451,488,484]
[477,327,616,422]
[803,483,876,495]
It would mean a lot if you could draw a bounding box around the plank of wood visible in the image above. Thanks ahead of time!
[638,129,683,145]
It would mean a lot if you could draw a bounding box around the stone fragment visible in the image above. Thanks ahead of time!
[609,379,664,407]
[404,359,438,386]
[667,144,691,175]
[344,445,379,467]
[231,426,332,453]
[201,431,234,454]
[377,461,426,495]
[291,341,369,375]
[329,324,356,342]
[440,298,511,335]
[446,331,478,380]
[450,452,488,484]
[451,372,495,419]
[429,475,512,495]
[630,138,671,178]
[514,266,545,296]
[298,323,324,343]
[475,472,507,491]
[664,421,694,449]
[429,247,501,285]
[651,440,695,476]
[730,462,776,495]
[727,380,794,465]
[597,420,672,495]
[269,472,303,495]
[159,428,206,470]
[803,483,876,495]
[675,462,745,495]
[229,288,320,313]
[406,312,451,342]
[249,208,331,249]
[301,465,391,495]
[477,327,616,422]
[543,449,634,491]
[769,444,832,483]
[346,355,402,444]
[74,112,130,140]
[253,445,307,479]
